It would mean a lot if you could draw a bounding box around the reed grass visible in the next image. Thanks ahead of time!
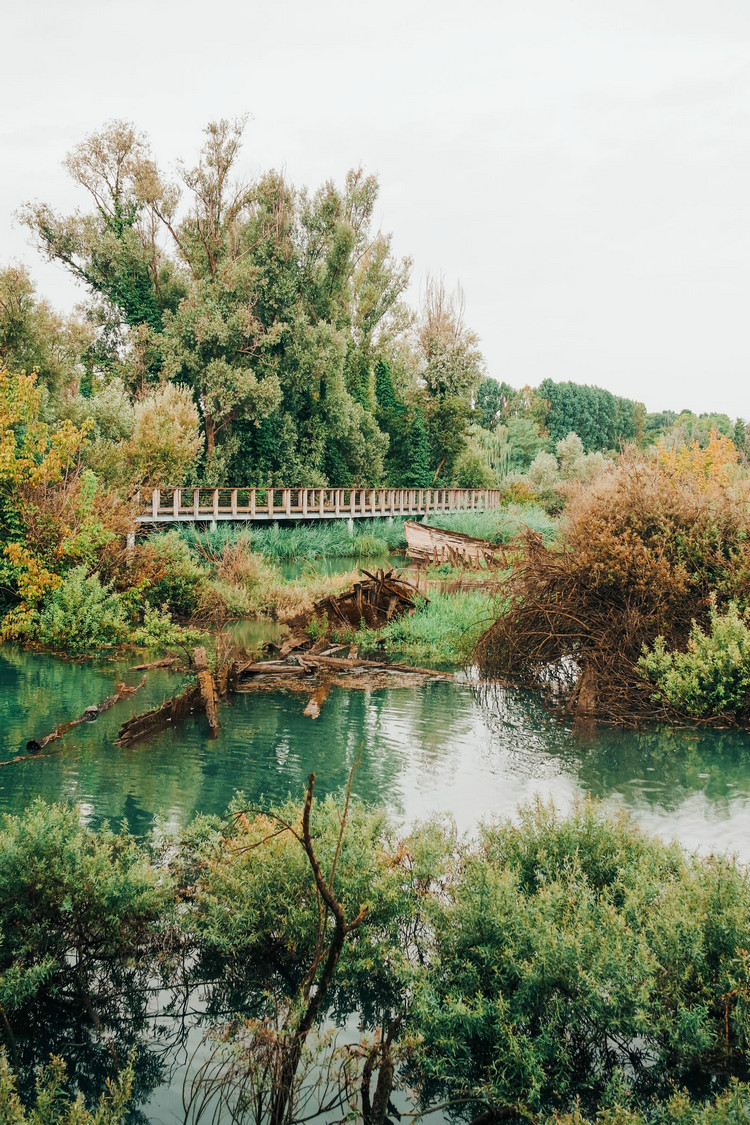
[351,590,504,667]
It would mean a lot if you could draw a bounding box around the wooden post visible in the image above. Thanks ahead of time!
[319,489,325,517]
[250,489,256,519]
[381,489,386,516]
[268,489,274,517]
[351,489,356,517]
[302,490,308,517]
[335,490,341,516]
[284,489,291,516]
[152,489,160,520]
[193,489,199,519]
[231,489,238,516]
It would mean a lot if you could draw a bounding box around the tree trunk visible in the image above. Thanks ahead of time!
[205,411,216,460]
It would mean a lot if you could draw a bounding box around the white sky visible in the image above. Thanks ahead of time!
[2,0,749,416]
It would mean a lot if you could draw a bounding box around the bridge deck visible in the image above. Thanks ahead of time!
[138,487,503,524]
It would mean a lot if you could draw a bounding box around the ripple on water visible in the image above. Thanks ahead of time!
[3,646,750,861]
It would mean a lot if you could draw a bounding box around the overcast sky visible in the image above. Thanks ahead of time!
[2,0,749,416]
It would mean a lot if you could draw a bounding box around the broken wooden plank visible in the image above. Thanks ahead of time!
[311,654,453,678]
[116,682,201,748]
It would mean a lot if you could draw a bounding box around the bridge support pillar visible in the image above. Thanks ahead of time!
[347,517,354,537]
[210,519,217,532]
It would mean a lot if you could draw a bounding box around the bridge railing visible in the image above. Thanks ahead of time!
[137,487,504,523]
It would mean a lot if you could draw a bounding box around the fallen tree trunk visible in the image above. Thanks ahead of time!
[303,676,336,719]
[129,657,178,671]
[26,676,147,752]
[310,654,453,678]
[116,682,201,748]
[197,670,220,738]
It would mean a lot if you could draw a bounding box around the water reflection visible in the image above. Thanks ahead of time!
[2,647,750,864]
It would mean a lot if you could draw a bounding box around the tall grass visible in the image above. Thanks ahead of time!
[351,590,504,667]
[423,503,558,545]
[177,519,408,562]
[174,502,558,564]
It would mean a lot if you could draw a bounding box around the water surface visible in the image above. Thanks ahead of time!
[2,645,750,861]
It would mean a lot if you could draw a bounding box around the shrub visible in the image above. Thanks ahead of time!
[124,383,202,485]
[476,450,750,722]
[410,801,750,1119]
[8,567,127,654]
[640,600,750,719]
[126,531,207,617]
[0,1052,132,1125]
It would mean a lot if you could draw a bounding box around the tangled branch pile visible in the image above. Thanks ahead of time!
[475,446,750,723]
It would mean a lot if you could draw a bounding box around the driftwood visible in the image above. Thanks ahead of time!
[303,675,336,719]
[116,646,228,747]
[197,670,220,738]
[116,682,201,748]
[26,677,147,752]
[287,568,424,634]
[404,520,504,568]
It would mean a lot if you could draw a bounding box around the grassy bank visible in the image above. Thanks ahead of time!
[174,501,558,564]
[350,589,504,666]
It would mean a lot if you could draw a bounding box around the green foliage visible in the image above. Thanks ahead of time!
[11,568,127,654]
[130,605,204,652]
[0,1052,132,1125]
[640,600,750,719]
[0,801,165,1018]
[353,589,501,665]
[549,1082,750,1124]
[410,800,750,1119]
[475,376,504,429]
[538,379,643,452]
[424,503,558,545]
[0,266,91,403]
[127,530,207,617]
[177,518,408,562]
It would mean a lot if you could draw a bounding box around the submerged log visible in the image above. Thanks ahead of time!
[26,676,147,752]
[116,682,201,748]
[303,675,336,719]
[129,657,178,671]
[197,670,220,738]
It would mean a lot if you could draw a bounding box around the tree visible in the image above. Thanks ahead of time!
[0,266,91,400]
[24,121,411,484]
[476,376,503,429]
[538,379,642,452]
[416,277,485,481]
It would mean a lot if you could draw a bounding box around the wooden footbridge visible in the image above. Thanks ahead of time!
[137,487,504,524]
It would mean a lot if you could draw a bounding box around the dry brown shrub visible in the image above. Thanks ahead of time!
[475,450,750,723]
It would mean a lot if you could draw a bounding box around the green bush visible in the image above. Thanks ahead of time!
[130,605,204,653]
[0,1052,132,1125]
[129,531,207,617]
[0,802,166,1017]
[410,800,750,1119]
[639,600,750,718]
[33,568,126,654]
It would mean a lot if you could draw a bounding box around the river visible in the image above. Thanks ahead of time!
[2,640,750,858]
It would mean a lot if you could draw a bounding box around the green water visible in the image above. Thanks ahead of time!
[3,645,750,859]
